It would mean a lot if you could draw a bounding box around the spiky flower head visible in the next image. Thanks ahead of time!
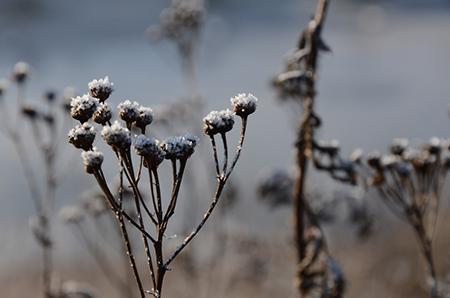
[68,123,96,151]
[134,135,165,167]
[203,109,234,135]
[230,93,258,117]
[160,134,199,160]
[101,120,131,150]
[93,103,112,125]
[88,76,114,102]
[118,100,140,124]
[70,94,98,123]
[12,61,30,84]
[59,206,84,224]
[81,147,104,174]
[135,106,154,132]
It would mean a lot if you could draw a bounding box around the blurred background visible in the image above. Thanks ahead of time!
[1,0,450,297]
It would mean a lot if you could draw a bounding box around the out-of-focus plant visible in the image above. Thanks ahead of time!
[67,76,257,297]
[0,62,74,298]
[314,136,450,297]
[271,0,346,297]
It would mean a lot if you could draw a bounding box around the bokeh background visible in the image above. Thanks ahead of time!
[1,0,450,297]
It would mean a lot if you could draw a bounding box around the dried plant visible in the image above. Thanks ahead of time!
[0,62,73,298]
[272,0,346,297]
[67,76,257,297]
[313,135,450,297]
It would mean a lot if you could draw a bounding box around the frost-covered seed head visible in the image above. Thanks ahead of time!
[230,93,258,117]
[59,206,84,224]
[134,135,165,167]
[203,109,234,135]
[381,154,400,168]
[390,138,409,155]
[160,134,198,160]
[88,76,114,102]
[350,148,363,163]
[81,148,104,174]
[93,103,112,125]
[21,104,40,120]
[68,123,96,151]
[135,106,154,132]
[12,61,30,84]
[101,121,131,150]
[427,137,442,154]
[367,151,382,169]
[70,94,98,123]
[118,100,140,124]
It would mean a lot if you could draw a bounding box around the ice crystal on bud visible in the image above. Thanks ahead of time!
[118,100,140,123]
[70,94,98,123]
[203,109,234,135]
[12,61,30,84]
[68,123,96,151]
[101,121,131,150]
[134,135,165,167]
[81,147,104,174]
[135,106,154,132]
[230,93,258,117]
[160,134,198,160]
[93,103,112,125]
[88,76,114,102]
[59,206,84,224]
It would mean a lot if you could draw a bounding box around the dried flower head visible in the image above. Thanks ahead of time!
[81,148,104,174]
[390,138,409,155]
[350,148,363,163]
[367,151,382,169]
[118,100,140,124]
[203,109,234,135]
[93,103,112,125]
[230,93,258,117]
[21,104,40,120]
[45,90,57,103]
[68,123,96,151]
[88,76,114,102]
[59,206,84,224]
[70,94,98,123]
[135,106,154,132]
[12,61,30,84]
[134,135,165,167]
[160,134,199,160]
[101,120,131,150]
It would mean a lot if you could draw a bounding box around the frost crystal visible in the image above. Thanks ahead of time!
[70,94,98,123]
[135,106,154,131]
[203,109,234,135]
[230,93,258,117]
[101,120,131,150]
[13,61,30,83]
[88,76,114,102]
[68,122,96,151]
[160,134,198,160]
[93,103,112,125]
[134,135,165,167]
[81,147,104,174]
[118,100,140,123]
[59,206,84,224]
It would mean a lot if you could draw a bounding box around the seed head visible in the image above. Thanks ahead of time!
[44,90,57,103]
[390,138,409,155]
[350,148,363,163]
[68,123,96,151]
[88,76,114,102]
[93,103,112,125]
[118,100,140,124]
[101,120,131,150]
[81,147,104,174]
[12,61,30,84]
[203,109,234,135]
[134,135,165,167]
[160,134,199,160]
[230,93,257,117]
[367,151,382,169]
[70,94,98,123]
[135,106,154,132]
[21,104,40,120]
